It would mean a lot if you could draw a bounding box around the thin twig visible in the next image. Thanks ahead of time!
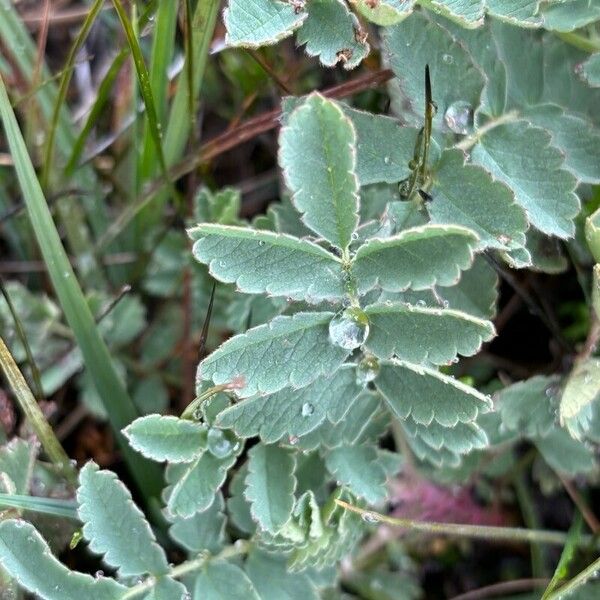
[556,473,600,534]
[449,578,548,600]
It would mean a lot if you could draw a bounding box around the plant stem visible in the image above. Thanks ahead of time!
[454,111,520,152]
[545,556,600,600]
[119,542,249,599]
[557,32,600,53]
[0,337,77,486]
[335,500,600,549]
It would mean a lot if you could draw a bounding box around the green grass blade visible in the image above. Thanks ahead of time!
[0,74,162,501]
[0,337,75,485]
[0,493,78,520]
[40,0,105,189]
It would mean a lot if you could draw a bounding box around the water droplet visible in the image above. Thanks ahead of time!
[442,300,449,308]
[218,260,225,267]
[416,299,427,307]
[288,435,299,445]
[545,384,559,398]
[328,307,370,350]
[351,232,359,241]
[383,156,391,164]
[356,355,380,385]
[207,428,240,458]
[496,233,512,246]
[301,402,314,417]
[95,570,104,579]
[444,101,473,135]
[361,511,379,523]
[442,53,454,64]
[258,240,265,246]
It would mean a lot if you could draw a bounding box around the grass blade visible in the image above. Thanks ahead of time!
[0,73,162,501]
[0,493,78,520]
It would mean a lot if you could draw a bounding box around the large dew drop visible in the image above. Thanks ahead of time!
[356,355,380,385]
[328,307,370,350]
[207,428,240,458]
[444,101,473,135]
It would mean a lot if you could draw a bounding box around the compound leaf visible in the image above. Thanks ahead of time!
[189,224,345,303]
[224,0,307,48]
[353,0,415,26]
[77,462,169,577]
[430,149,528,250]
[364,302,495,364]
[580,53,600,88]
[324,445,387,504]
[376,361,492,426]
[279,93,359,251]
[245,444,297,533]
[0,520,127,600]
[353,225,478,294]
[217,366,363,443]
[143,577,187,600]
[199,312,349,397]
[123,415,208,463]
[297,0,369,70]
[534,428,596,475]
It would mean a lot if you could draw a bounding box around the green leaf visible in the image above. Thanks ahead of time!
[560,358,600,441]
[352,0,415,26]
[0,438,35,494]
[297,0,369,70]
[383,13,485,128]
[364,302,495,364]
[580,53,600,88]
[245,444,297,533]
[189,224,345,303]
[199,312,349,397]
[376,361,492,426]
[245,548,319,600]
[352,225,478,294]
[77,462,169,577]
[223,0,307,47]
[143,577,187,600]
[586,209,600,264]
[423,0,485,27]
[429,149,528,250]
[472,121,579,238]
[541,0,600,32]
[343,107,418,186]
[169,492,226,554]
[194,187,242,225]
[0,520,127,600]
[487,0,542,25]
[194,560,260,600]
[217,366,363,443]
[324,445,387,504]
[279,93,359,251]
[0,494,78,519]
[498,375,559,438]
[165,451,238,519]
[227,464,256,535]
[124,415,208,463]
[534,428,596,475]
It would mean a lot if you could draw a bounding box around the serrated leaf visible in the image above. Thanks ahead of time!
[245,444,296,533]
[199,312,349,397]
[580,53,600,88]
[217,366,363,443]
[324,445,387,504]
[404,428,462,468]
[296,0,369,70]
[165,451,238,519]
[425,0,485,27]
[472,121,579,238]
[194,560,260,600]
[77,462,168,577]
[383,13,485,128]
[376,361,492,426]
[560,358,600,440]
[524,104,600,184]
[279,93,359,251]
[352,224,478,294]
[143,577,187,600]
[169,492,226,554]
[352,0,415,25]
[227,464,256,534]
[534,428,596,474]
[498,375,559,438]
[541,0,600,32]
[364,302,495,364]
[343,107,418,186]
[487,0,541,25]
[246,548,319,600]
[0,438,35,494]
[429,149,528,250]
[193,187,241,226]
[189,224,345,303]
[224,0,307,48]
[0,520,127,600]
[123,415,208,463]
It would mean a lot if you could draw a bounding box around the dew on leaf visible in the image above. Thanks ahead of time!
[361,511,380,523]
[444,101,473,135]
[356,355,380,385]
[207,427,240,458]
[442,53,454,64]
[328,307,370,350]
[301,402,315,417]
